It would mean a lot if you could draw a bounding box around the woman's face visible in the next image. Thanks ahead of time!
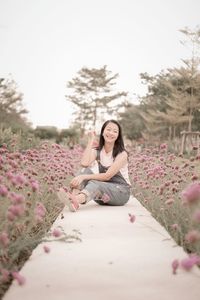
[103,122,119,144]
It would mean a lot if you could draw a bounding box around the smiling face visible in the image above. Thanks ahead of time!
[103,122,119,144]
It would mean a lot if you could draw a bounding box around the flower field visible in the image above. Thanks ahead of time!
[0,142,82,297]
[128,144,200,271]
[0,141,200,297]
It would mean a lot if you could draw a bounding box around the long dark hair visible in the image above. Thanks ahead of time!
[97,119,126,159]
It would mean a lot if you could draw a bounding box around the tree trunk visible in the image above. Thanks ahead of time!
[168,126,172,141]
[173,126,176,140]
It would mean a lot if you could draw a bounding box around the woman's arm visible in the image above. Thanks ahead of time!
[71,151,127,187]
[81,132,97,167]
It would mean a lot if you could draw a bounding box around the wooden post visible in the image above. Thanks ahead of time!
[180,131,186,155]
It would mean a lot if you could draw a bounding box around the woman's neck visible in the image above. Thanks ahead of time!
[103,142,114,153]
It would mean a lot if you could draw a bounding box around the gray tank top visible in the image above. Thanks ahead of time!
[96,149,130,187]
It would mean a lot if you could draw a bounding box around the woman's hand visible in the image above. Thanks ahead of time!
[70,175,86,188]
[87,130,96,142]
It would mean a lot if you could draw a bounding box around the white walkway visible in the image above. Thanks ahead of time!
[4,197,200,300]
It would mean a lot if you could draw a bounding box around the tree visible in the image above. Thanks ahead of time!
[140,68,200,140]
[119,103,144,140]
[34,126,58,140]
[164,66,200,135]
[139,71,176,139]
[0,77,29,130]
[178,26,200,131]
[56,126,80,146]
[66,65,127,130]
[137,27,200,141]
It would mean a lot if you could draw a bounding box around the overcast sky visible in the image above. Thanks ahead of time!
[0,0,200,129]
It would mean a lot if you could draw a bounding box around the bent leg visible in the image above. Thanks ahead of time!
[75,167,94,190]
[82,180,130,206]
[70,167,94,199]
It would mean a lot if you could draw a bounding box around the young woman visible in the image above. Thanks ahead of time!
[57,119,131,211]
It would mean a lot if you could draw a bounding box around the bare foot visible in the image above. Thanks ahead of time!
[75,193,87,204]
[57,188,79,212]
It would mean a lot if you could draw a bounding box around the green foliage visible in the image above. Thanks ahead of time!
[66,65,127,130]
[119,103,144,140]
[135,27,200,142]
[193,110,200,131]
[34,126,59,140]
[56,126,80,146]
[0,126,40,152]
[140,63,200,137]
[0,77,29,130]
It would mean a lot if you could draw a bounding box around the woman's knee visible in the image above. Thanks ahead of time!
[94,189,130,206]
[76,167,93,176]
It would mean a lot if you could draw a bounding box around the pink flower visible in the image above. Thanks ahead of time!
[181,182,200,204]
[191,175,198,181]
[30,180,39,192]
[185,230,200,244]
[180,254,200,271]
[0,175,3,183]
[160,143,168,150]
[15,174,26,185]
[102,193,110,203]
[172,259,179,274]
[11,271,26,285]
[128,213,136,223]
[0,155,3,164]
[169,154,175,161]
[7,211,15,222]
[8,204,25,217]
[181,257,194,271]
[171,223,179,230]
[165,198,174,205]
[0,269,10,282]
[43,245,50,253]
[35,203,46,223]
[6,171,14,180]
[0,185,8,197]
[0,232,10,247]
[9,192,25,204]
[35,202,46,218]
[52,228,61,237]
[189,254,200,265]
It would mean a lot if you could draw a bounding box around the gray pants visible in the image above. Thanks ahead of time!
[77,167,131,206]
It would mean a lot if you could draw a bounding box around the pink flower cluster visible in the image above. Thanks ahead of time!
[181,182,200,205]
[172,254,200,274]
[128,144,200,267]
[0,142,82,286]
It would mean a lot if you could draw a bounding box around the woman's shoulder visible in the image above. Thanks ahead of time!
[119,149,128,156]
[116,150,128,160]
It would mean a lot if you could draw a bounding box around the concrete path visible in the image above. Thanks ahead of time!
[4,197,200,300]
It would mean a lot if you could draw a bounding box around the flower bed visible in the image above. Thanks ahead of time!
[128,144,200,259]
[0,142,82,297]
[1,141,200,295]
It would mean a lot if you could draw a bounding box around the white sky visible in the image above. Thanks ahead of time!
[0,0,200,129]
